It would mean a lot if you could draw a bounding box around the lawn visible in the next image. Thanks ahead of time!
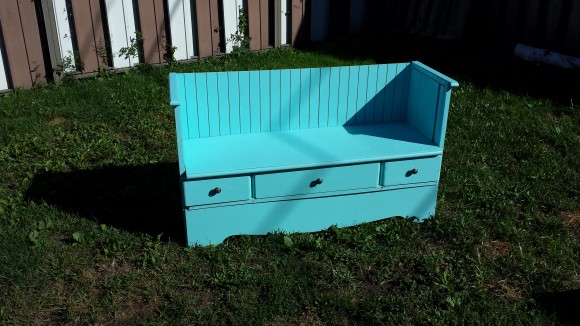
[1,36,579,325]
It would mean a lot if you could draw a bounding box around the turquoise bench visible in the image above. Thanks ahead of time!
[169,62,458,245]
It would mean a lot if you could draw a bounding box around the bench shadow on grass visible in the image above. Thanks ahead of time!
[25,162,185,244]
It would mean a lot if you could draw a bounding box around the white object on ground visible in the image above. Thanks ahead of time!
[514,43,580,69]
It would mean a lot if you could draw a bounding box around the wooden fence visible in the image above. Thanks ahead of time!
[370,0,580,56]
[1,0,579,92]
[0,0,306,92]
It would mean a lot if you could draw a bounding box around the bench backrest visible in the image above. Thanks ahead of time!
[170,63,419,137]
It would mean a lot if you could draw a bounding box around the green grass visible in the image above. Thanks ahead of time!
[1,42,579,325]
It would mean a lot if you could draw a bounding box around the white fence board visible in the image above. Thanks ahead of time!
[52,0,75,71]
[0,35,8,90]
[223,0,243,53]
[104,0,139,68]
[168,0,197,60]
[281,0,289,44]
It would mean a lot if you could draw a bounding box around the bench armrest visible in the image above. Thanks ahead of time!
[169,73,181,107]
[411,61,458,91]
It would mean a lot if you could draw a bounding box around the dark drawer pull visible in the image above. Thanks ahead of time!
[213,187,222,194]
[315,178,323,185]
[411,168,419,174]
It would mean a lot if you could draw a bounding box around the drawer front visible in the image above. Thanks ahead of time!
[183,176,251,206]
[382,156,442,186]
[255,163,380,199]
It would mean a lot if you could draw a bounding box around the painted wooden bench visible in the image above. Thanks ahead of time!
[169,62,458,245]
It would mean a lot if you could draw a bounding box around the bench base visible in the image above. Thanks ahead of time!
[183,184,438,245]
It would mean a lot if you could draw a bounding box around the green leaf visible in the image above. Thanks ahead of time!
[283,235,293,248]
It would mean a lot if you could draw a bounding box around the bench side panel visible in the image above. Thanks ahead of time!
[406,62,458,147]
[169,73,188,175]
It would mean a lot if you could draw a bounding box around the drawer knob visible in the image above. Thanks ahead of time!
[411,168,419,174]
[315,178,323,185]
[213,187,222,194]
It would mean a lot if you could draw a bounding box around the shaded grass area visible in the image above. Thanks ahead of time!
[1,42,579,324]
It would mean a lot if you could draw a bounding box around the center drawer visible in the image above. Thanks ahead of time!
[254,163,380,199]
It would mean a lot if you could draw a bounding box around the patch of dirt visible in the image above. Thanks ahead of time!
[560,211,580,237]
[485,280,523,301]
[483,240,511,258]
[48,117,67,126]
[297,311,321,326]
[266,311,321,326]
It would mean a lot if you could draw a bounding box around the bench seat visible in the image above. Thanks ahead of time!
[182,122,442,179]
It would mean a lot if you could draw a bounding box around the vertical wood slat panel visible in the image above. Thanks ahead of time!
[17,0,48,85]
[522,0,541,42]
[382,64,397,122]
[270,70,281,131]
[310,0,329,42]
[280,70,291,129]
[70,0,107,71]
[308,68,320,128]
[217,72,231,135]
[502,0,519,43]
[259,0,269,48]
[374,64,388,122]
[280,0,290,44]
[239,71,251,134]
[245,0,268,48]
[0,34,9,90]
[0,0,47,88]
[566,1,580,53]
[195,73,210,137]
[298,69,310,128]
[137,0,166,63]
[223,0,242,53]
[354,65,369,124]
[259,70,270,131]
[209,0,221,54]
[195,0,221,57]
[184,74,199,138]
[544,0,564,47]
[349,0,368,34]
[105,0,139,68]
[289,69,300,129]
[392,63,409,121]
[228,72,241,134]
[247,0,261,50]
[53,0,75,65]
[206,73,220,136]
[327,67,340,126]
[336,66,349,125]
[444,0,471,40]
[365,65,378,124]
[0,1,30,88]
[249,71,261,132]
[345,66,359,125]
[291,0,305,44]
[168,0,196,60]
[318,68,330,127]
